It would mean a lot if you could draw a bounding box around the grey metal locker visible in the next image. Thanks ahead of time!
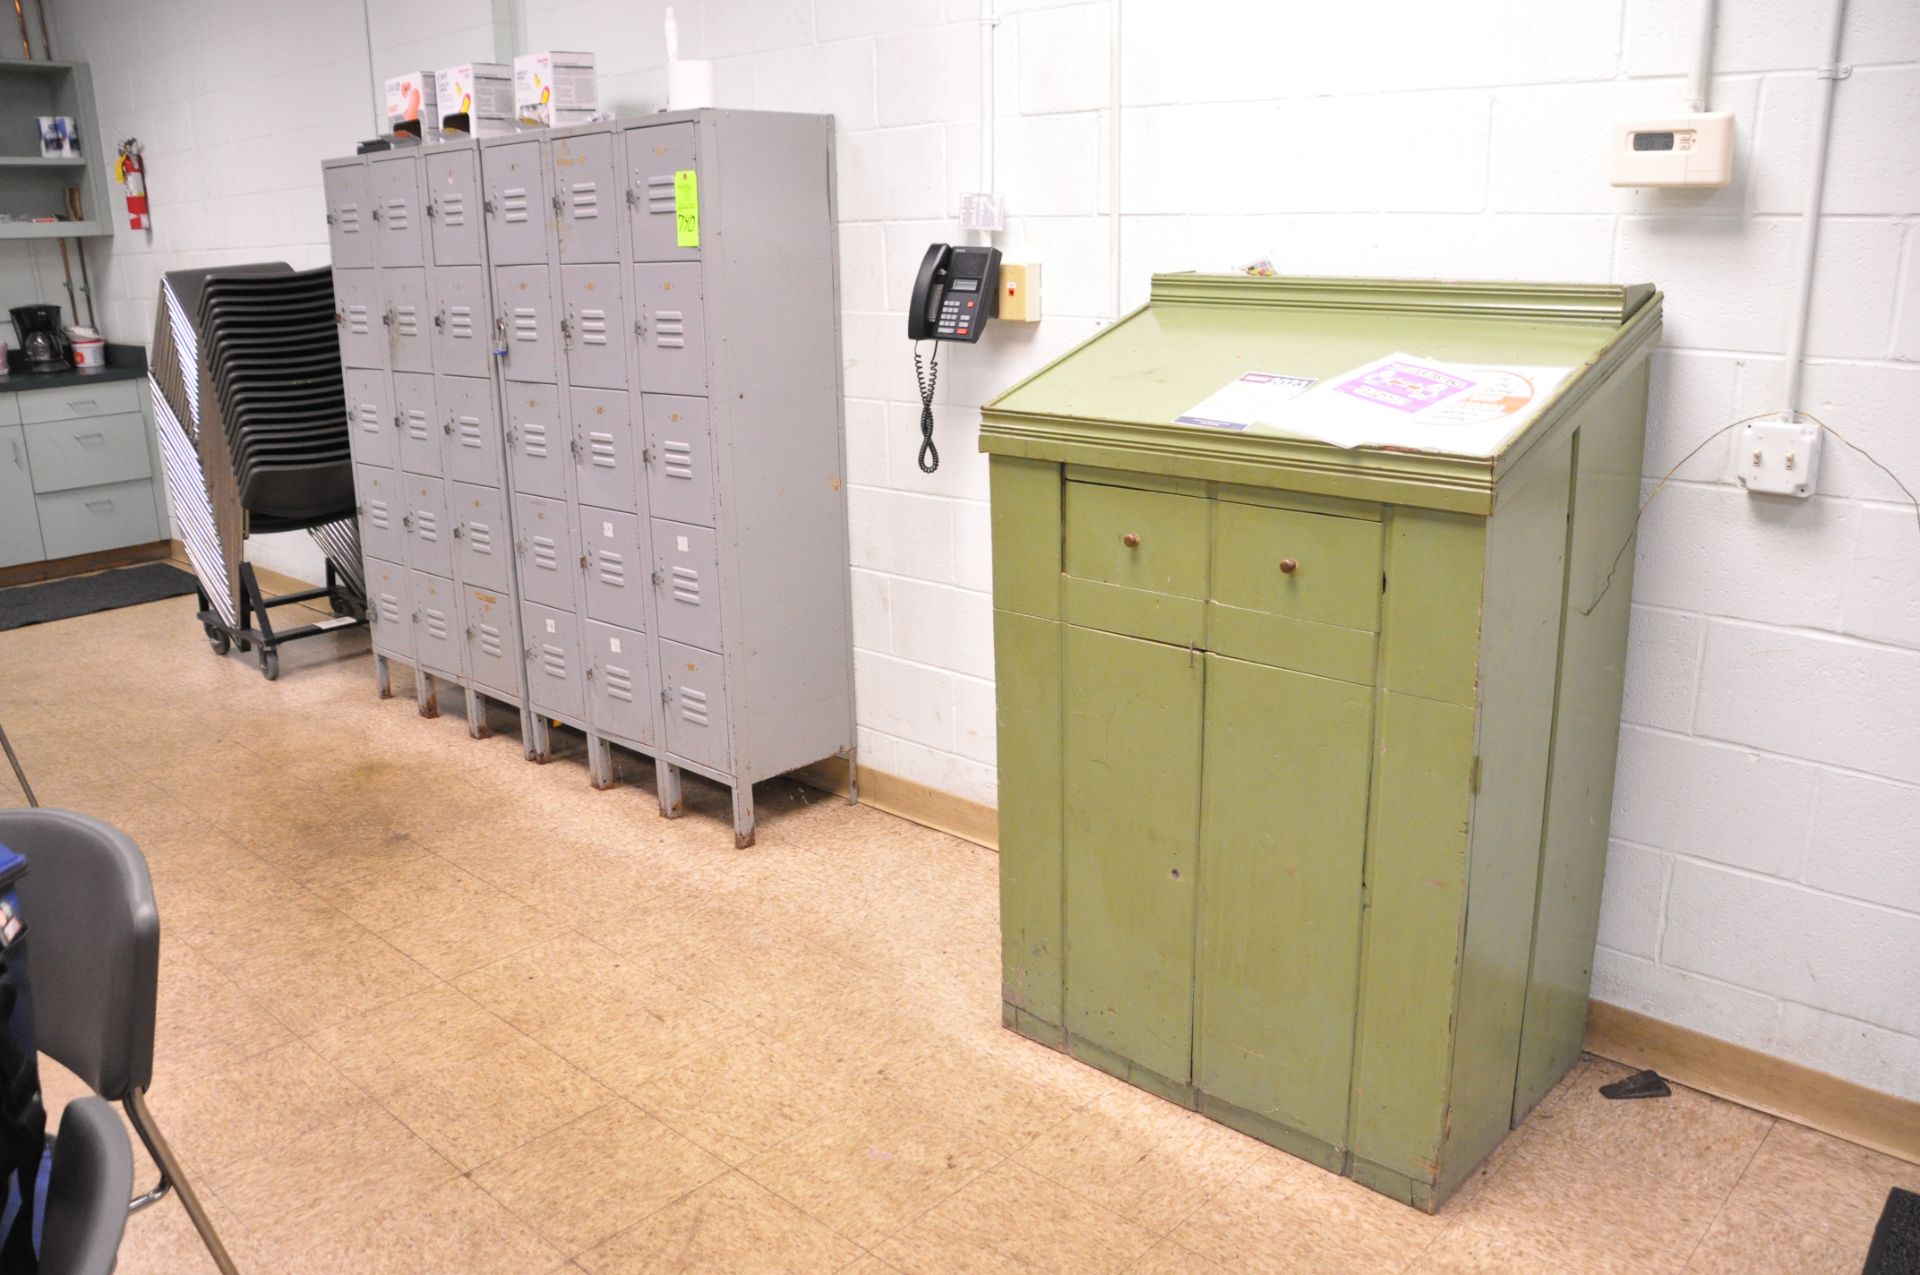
[453,480,512,592]
[633,263,707,396]
[412,570,464,677]
[405,474,454,577]
[523,600,586,719]
[483,140,549,266]
[580,506,646,633]
[335,269,387,371]
[585,619,653,746]
[386,268,434,373]
[561,263,627,390]
[495,264,558,384]
[464,586,519,700]
[394,371,440,477]
[641,393,713,527]
[324,162,373,269]
[515,491,576,609]
[356,463,405,564]
[625,122,699,263]
[425,147,483,266]
[554,131,620,264]
[653,517,723,654]
[572,387,635,511]
[660,638,729,770]
[371,157,426,268]
[365,558,412,659]
[432,266,490,378]
[506,381,568,499]
[345,368,396,469]
[443,375,501,487]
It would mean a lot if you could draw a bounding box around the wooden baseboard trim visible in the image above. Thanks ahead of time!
[0,539,172,589]
[1584,999,1920,1166]
[793,756,1000,851]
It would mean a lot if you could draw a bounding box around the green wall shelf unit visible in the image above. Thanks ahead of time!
[982,273,1661,1211]
[0,59,111,239]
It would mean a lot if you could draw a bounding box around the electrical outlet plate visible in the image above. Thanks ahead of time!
[1736,416,1820,497]
[959,192,1004,232]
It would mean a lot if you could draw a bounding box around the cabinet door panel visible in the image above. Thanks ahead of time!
[642,393,713,527]
[0,426,44,567]
[371,156,425,267]
[335,269,387,371]
[432,265,490,378]
[554,130,620,264]
[585,619,653,746]
[1063,625,1204,1086]
[386,268,433,373]
[625,122,699,263]
[562,263,628,390]
[632,263,706,396]
[425,147,483,266]
[344,368,395,469]
[443,374,502,487]
[464,586,519,700]
[324,163,372,268]
[1194,655,1373,1150]
[483,139,549,266]
[494,264,558,384]
[452,480,511,592]
[393,371,440,477]
[514,491,576,609]
[572,387,635,511]
[411,570,465,678]
[581,505,647,632]
[505,381,567,498]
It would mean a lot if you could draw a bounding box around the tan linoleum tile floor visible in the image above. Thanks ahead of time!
[5,593,1917,1273]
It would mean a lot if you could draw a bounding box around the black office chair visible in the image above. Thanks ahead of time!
[40,1096,134,1275]
[0,808,238,1275]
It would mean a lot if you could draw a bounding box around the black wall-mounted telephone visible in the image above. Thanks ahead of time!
[907,243,1001,473]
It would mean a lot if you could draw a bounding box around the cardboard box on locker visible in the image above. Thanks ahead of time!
[436,63,515,135]
[385,72,438,136]
[514,51,597,126]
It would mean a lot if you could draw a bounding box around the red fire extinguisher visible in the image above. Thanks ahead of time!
[114,138,148,231]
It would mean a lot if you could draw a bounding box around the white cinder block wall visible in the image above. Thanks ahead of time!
[34,0,1920,1101]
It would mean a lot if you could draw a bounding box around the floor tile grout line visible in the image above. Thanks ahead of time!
[1672,1114,1780,1272]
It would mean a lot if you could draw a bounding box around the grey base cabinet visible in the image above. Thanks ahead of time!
[0,373,166,572]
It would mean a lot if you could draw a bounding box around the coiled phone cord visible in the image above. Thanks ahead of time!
[914,341,941,473]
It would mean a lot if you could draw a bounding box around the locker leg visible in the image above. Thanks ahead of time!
[374,654,392,700]
[732,784,756,850]
[587,734,616,790]
[656,760,683,819]
[416,670,440,718]
[525,713,552,763]
[465,686,491,740]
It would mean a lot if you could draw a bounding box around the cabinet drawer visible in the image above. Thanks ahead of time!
[24,413,152,492]
[1208,500,1382,684]
[1063,480,1208,646]
[17,380,141,424]
[35,480,161,559]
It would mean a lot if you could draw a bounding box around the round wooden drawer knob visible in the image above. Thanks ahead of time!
[1279,557,1299,574]
[1122,533,1141,548]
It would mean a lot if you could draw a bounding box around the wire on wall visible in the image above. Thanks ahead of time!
[1107,0,1122,321]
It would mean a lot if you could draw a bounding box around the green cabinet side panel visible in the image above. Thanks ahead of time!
[1513,365,1651,1118]
[1439,432,1574,1197]
[990,456,1062,620]
[1195,654,1374,1150]
[996,608,1066,1028]
[1380,509,1485,706]
[1063,625,1205,1084]
[1348,690,1476,1184]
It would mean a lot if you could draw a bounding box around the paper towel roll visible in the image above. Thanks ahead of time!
[667,59,714,111]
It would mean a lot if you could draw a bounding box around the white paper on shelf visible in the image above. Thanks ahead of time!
[1174,371,1317,431]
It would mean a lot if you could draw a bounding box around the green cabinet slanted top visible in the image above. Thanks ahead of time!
[980,274,1661,1212]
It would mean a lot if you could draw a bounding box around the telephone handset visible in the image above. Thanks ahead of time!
[907,243,1000,472]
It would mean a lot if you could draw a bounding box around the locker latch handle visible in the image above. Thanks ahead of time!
[641,447,654,466]
[633,316,647,338]
[451,524,463,540]
[371,206,383,222]
[651,569,665,586]
[483,197,497,215]
[393,413,404,431]
[625,188,638,207]
[433,310,446,330]
[661,689,671,704]
[551,193,566,214]
[584,666,594,681]
[559,317,574,348]
[443,418,453,435]
[402,514,413,530]
[325,212,336,225]
[578,554,589,569]
[425,199,438,220]
[382,308,394,328]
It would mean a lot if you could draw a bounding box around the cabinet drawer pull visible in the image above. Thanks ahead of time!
[1279,557,1299,574]
[85,498,115,512]
[1122,532,1141,548]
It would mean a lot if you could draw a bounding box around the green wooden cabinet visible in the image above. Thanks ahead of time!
[982,274,1661,1210]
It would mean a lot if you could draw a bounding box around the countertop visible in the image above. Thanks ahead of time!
[0,342,147,393]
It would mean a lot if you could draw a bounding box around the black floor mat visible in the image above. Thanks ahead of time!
[1865,1188,1920,1274]
[0,563,198,631]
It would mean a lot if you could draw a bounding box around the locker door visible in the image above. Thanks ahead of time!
[633,263,706,396]
[571,387,635,511]
[405,474,454,577]
[344,368,395,469]
[411,570,465,678]
[523,600,586,720]
[371,157,425,267]
[554,130,620,264]
[443,375,502,487]
[393,371,441,477]
[324,164,372,269]
[387,268,434,373]
[355,463,405,563]
[504,382,568,498]
[432,265,490,378]
[453,480,511,592]
[585,620,653,746]
[514,491,576,609]
[425,147,483,266]
[652,517,722,654]
[483,139,549,266]
[364,558,413,660]
[580,506,646,633]
[335,269,387,371]
[625,122,699,263]
[561,263,627,390]
[660,638,729,770]
[464,586,520,700]
[641,393,713,527]
[494,264,558,384]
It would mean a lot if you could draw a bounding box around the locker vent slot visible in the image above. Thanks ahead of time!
[662,439,694,480]
[579,308,610,346]
[366,498,392,531]
[654,310,686,349]
[522,420,552,458]
[440,191,467,227]
[670,565,701,606]
[469,519,495,556]
[376,591,402,624]
[384,197,410,231]
[539,643,568,677]
[347,304,372,336]
[570,182,601,220]
[606,661,635,703]
[448,304,475,342]
[405,408,431,443]
[678,686,710,727]
[478,621,504,658]
[502,186,531,224]
[588,431,618,469]
[396,305,422,338]
[337,203,362,234]
[512,307,540,343]
[456,415,485,452]
[645,174,675,214]
[415,507,443,544]
[595,549,625,586]
[355,402,382,432]
[424,605,451,641]
[532,533,560,573]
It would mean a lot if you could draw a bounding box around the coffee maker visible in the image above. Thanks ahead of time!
[10,304,72,373]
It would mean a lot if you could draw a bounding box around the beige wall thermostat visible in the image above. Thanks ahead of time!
[1608,112,1734,188]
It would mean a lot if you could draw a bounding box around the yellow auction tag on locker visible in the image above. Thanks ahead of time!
[673,169,700,248]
